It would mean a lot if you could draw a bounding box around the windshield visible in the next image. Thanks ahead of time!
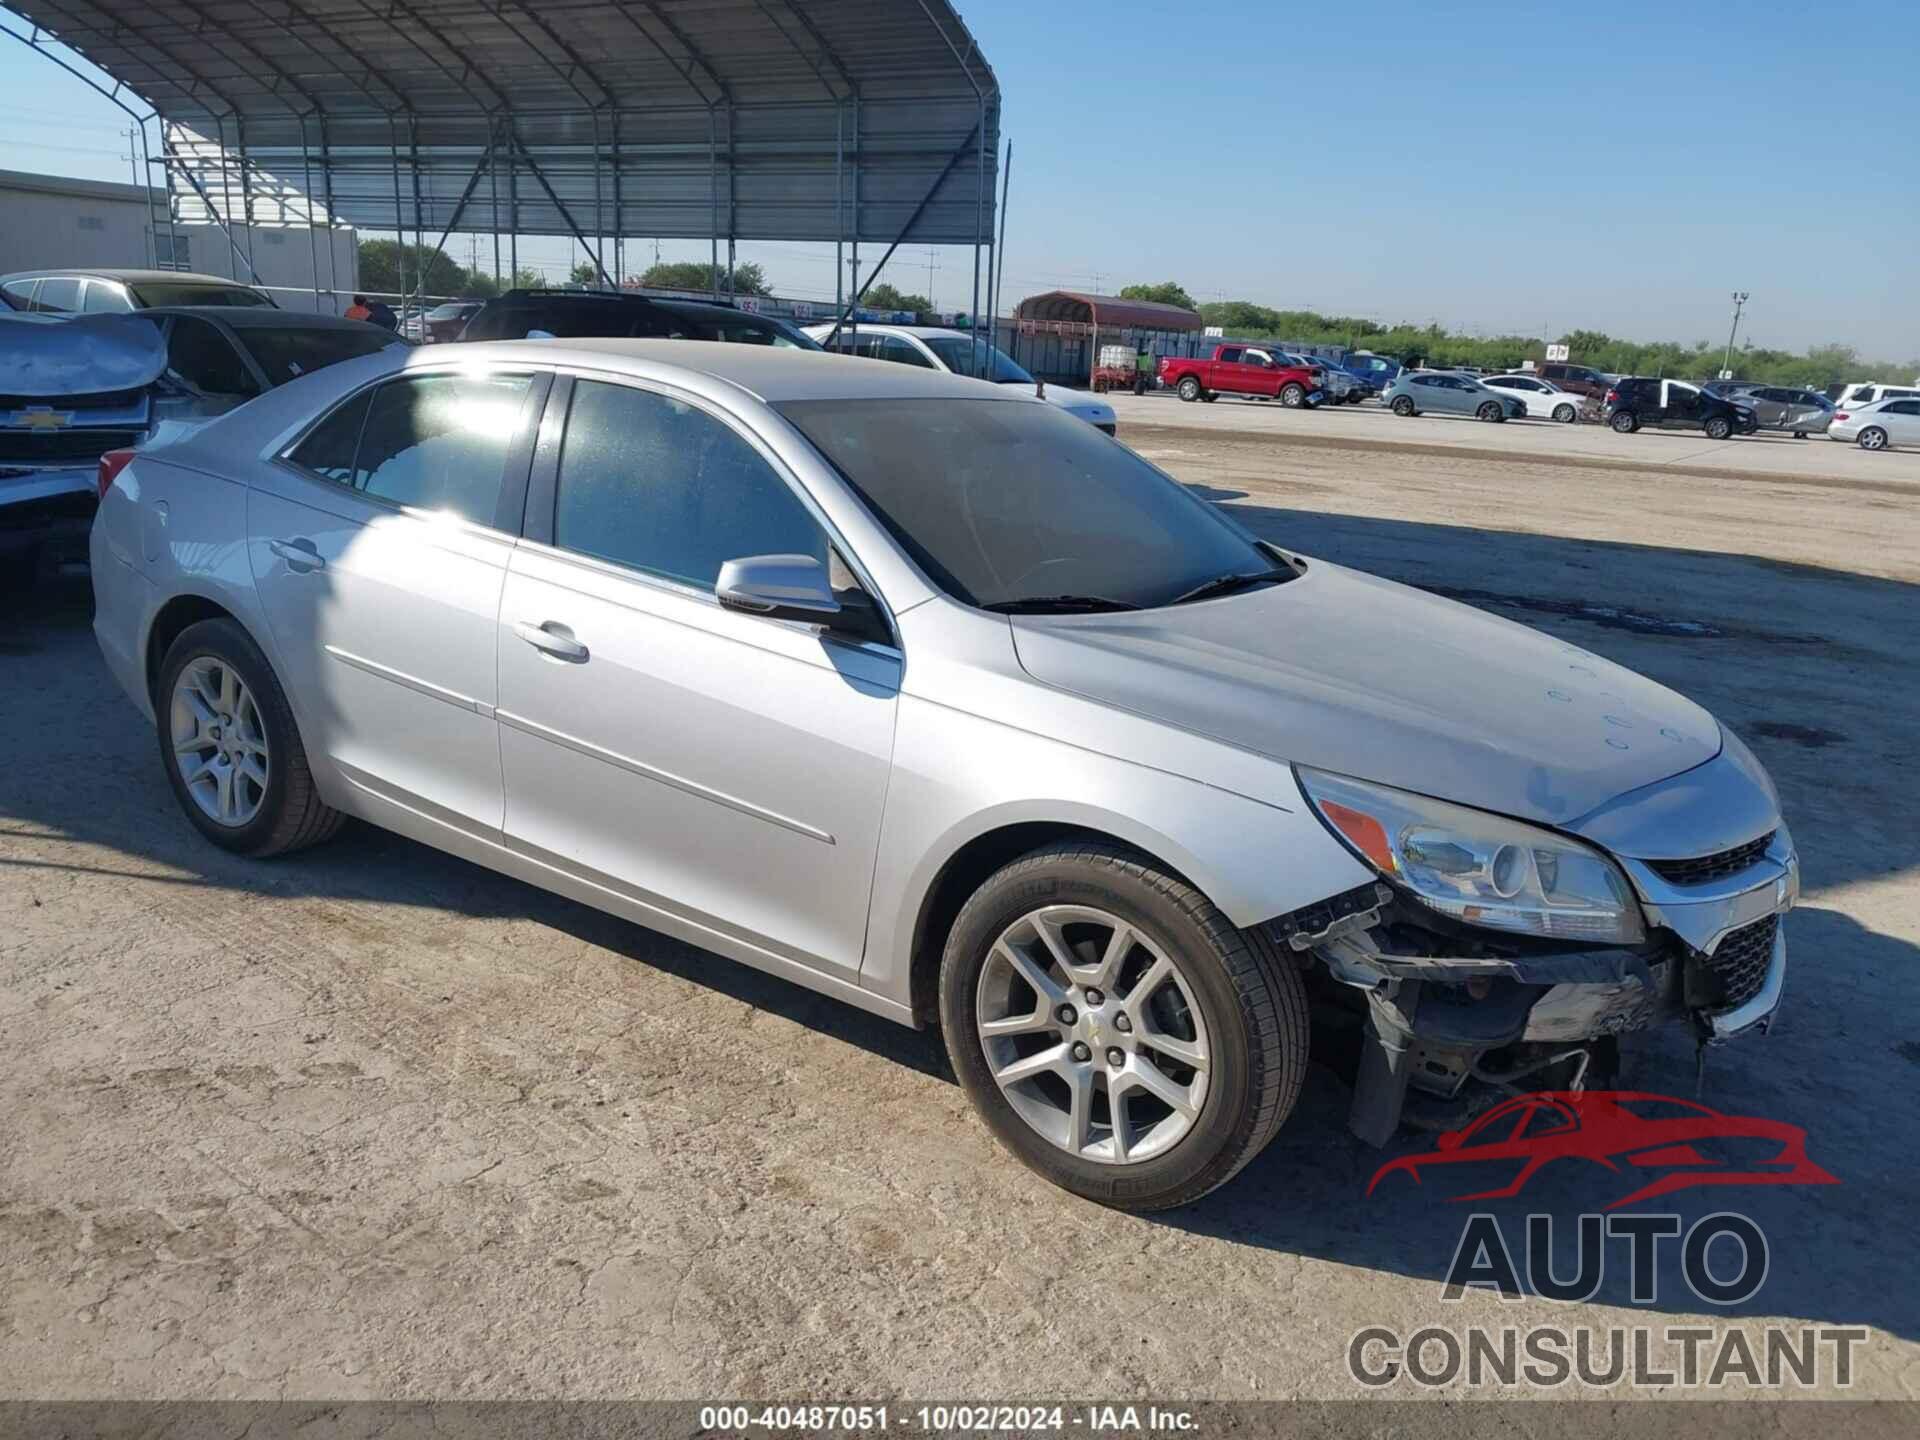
[235,326,402,387]
[131,283,273,308]
[920,336,1034,384]
[776,397,1275,610]
[661,307,823,350]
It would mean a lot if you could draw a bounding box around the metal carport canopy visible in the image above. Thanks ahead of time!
[3,0,999,246]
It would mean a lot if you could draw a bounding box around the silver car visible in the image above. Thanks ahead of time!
[91,341,1797,1211]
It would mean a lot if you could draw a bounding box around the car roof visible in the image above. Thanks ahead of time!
[1,268,263,288]
[136,306,392,332]
[432,337,1020,403]
[802,322,972,341]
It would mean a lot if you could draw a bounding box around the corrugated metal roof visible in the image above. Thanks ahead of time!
[6,0,999,245]
[1015,290,1203,332]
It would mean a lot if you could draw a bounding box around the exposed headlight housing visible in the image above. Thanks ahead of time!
[1297,768,1646,946]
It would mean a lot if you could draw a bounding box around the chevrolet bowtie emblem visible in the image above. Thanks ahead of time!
[16,407,76,431]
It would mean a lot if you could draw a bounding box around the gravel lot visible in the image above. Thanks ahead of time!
[4,416,1918,1404]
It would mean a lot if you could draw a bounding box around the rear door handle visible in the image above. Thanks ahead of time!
[514,620,589,663]
[269,537,324,571]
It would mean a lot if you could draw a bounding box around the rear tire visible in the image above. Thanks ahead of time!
[156,619,344,857]
[1611,410,1639,433]
[939,842,1309,1213]
[1176,376,1203,403]
[1390,395,1416,417]
[1279,383,1306,408]
[1552,403,1577,424]
[1858,426,1888,451]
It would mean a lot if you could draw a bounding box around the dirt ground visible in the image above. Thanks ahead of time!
[3,418,1918,1405]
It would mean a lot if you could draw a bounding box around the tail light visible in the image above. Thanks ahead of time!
[97,448,136,498]
[1605,388,1618,405]
[1834,413,1849,422]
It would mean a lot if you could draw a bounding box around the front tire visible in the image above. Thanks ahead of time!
[1704,416,1733,440]
[1279,382,1306,408]
[157,618,344,857]
[1552,403,1577,424]
[1611,410,1639,433]
[1476,401,1504,422]
[1176,376,1203,403]
[939,842,1308,1212]
[1390,395,1416,417]
[1858,426,1888,451]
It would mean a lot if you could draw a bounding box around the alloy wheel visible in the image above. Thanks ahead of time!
[169,657,270,826]
[975,905,1211,1165]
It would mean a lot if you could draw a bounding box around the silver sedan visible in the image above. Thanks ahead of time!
[92,340,1798,1210]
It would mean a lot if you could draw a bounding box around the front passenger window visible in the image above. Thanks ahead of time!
[552,379,827,592]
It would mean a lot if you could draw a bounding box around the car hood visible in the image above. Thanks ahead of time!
[0,312,167,396]
[1008,560,1721,827]
[1004,381,1114,421]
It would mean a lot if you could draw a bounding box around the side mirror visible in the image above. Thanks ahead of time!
[715,553,843,625]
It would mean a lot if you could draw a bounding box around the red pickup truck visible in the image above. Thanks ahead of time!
[1159,344,1324,407]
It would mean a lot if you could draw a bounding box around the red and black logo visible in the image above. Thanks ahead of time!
[1367,1090,1837,1210]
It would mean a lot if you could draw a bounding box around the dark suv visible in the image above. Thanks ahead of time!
[1538,362,1611,402]
[1603,377,1757,438]
[458,289,683,342]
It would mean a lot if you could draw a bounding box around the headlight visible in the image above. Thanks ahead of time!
[1298,768,1645,945]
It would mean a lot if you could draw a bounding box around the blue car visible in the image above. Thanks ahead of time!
[1341,351,1402,392]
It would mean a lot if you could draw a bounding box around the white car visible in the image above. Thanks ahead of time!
[1831,381,1920,411]
[803,322,1117,433]
[1828,396,1920,451]
[1481,373,1584,423]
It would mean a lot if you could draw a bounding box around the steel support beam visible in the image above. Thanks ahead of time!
[510,133,612,288]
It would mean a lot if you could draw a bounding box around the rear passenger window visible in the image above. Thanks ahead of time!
[347,373,532,525]
[167,316,260,397]
[81,281,132,313]
[552,379,826,592]
[32,276,80,312]
[287,388,375,483]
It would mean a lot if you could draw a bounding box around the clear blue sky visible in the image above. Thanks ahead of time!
[3,1,1915,361]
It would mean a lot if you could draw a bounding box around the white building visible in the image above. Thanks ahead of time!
[0,167,357,314]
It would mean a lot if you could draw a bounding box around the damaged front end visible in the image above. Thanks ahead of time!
[1284,752,1798,1146]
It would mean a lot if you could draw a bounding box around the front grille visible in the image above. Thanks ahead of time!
[0,428,141,465]
[1705,914,1778,1010]
[0,387,145,410]
[1647,831,1775,886]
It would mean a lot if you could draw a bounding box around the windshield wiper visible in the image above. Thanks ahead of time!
[1168,569,1295,605]
[981,594,1142,614]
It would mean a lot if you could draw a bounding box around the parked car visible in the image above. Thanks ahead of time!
[91,338,1798,1211]
[1,308,401,584]
[1536,362,1611,402]
[1603,378,1756,438]
[658,301,823,349]
[804,322,1116,433]
[1382,370,1527,421]
[460,288,685,342]
[0,268,275,313]
[1481,373,1585,423]
[1829,381,1920,411]
[1703,381,1835,437]
[1157,344,1324,408]
[1279,351,1359,404]
[1828,396,1920,451]
[422,301,484,342]
[1314,354,1379,400]
[1344,351,1402,392]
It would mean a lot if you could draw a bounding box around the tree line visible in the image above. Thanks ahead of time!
[1113,282,1910,388]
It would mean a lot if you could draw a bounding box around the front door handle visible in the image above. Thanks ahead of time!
[514,619,589,663]
[269,537,324,572]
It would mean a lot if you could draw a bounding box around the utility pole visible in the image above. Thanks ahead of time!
[924,246,940,307]
[1720,292,1750,379]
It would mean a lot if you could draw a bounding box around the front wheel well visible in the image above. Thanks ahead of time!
[907,822,1201,1028]
[145,594,242,705]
